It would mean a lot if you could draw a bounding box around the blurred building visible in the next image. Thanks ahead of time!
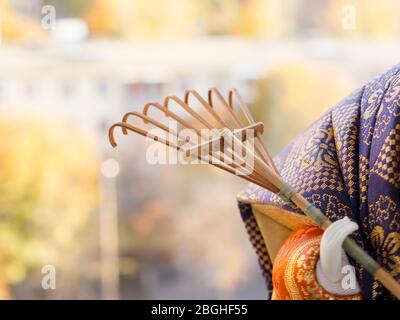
[0,37,268,138]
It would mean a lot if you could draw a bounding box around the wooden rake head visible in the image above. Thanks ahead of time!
[109,88,281,192]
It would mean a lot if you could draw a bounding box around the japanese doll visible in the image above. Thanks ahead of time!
[237,63,400,300]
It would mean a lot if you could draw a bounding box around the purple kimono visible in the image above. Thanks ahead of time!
[238,64,400,300]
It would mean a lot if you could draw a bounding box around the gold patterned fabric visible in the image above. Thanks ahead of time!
[238,64,400,300]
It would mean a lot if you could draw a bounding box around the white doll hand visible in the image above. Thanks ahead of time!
[316,217,361,295]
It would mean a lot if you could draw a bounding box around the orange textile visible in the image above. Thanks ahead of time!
[271,226,363,300]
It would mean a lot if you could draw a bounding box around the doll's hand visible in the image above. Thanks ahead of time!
[316,217,361,295]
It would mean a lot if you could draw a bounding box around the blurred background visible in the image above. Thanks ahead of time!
[0,0,399,299]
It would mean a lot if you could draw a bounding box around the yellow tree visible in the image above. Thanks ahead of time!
[0,0,45,41]
[86,0,197,39]
[232,0,293,37]
[85,0,122,36]
[0,116,98,298]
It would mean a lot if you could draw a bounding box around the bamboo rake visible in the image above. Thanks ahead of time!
[109,88,400,299]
